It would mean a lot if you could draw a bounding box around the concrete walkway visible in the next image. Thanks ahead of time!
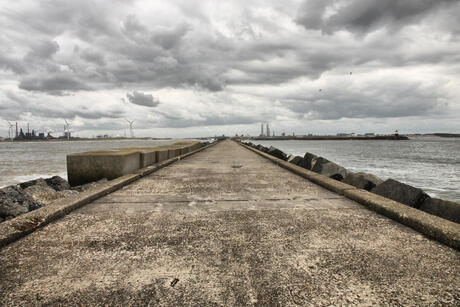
[1,140,458,306]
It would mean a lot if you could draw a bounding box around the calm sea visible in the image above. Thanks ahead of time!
[253,137,460,203]
[0,139,182,188]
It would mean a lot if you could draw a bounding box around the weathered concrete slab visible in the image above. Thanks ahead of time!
[67,150,141,186]
[1,140,458,306]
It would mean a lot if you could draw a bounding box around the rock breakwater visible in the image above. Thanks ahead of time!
[242,141,460,224]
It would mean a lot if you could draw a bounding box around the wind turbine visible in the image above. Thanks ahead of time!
[64,119,72,140]
[6,121,14,140]
[125,119,135,138]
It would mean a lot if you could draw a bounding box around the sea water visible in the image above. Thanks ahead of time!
[253,137,460,203]
[0,139,180,188]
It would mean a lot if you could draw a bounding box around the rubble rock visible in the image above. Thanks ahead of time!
[371,179,430,208]
[419,198,460,224]
[343,172,383,191]
[0,185,44,219]
[45,176,71,191]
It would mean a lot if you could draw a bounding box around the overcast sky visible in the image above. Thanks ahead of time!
[1,0,459,138]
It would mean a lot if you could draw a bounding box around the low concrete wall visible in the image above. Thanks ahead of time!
[155,149,169,163]
[67,151,141,187]
[122,148,157,168]
[68,141,210,187]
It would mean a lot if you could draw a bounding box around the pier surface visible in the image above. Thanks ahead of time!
[1,140,458,305]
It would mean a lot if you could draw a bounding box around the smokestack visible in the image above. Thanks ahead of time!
[15,122,18,137]
[261,123,264,136]
[27,123,29,134]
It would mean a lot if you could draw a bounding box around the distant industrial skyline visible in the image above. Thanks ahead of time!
[1,0,459,138]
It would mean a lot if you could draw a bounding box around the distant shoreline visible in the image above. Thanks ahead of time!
[245,135,409,141]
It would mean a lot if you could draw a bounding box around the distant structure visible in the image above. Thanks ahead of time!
[6,121,14,140]
[260,123,264,136]
[266,123,270,138]
[126,119,135,138]
[395,129,399,137]
[64,119,72,140]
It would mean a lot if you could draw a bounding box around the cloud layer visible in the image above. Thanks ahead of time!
[0,0,459,137]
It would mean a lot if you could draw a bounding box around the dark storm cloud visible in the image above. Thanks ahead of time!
[26,40,60,60]
[80,49,106,66]
[155,112,261,129]
[283,80,448,120]
[5,91,124,120]
[126,91,160,108]
[0,55,26,74]
[18,74,92,95]
[296,0,458,34]
[0,0,459,135]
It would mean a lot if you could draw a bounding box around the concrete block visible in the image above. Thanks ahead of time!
[67,150,141,186]
[155,149,169,163]
[120,147,157,168]
[311,157,348,181]
[419,198,460,224]
[267,146,288,161]
[288,155,303,165]
[299,152,317,170]
[371,179,429,208]
[344,172,383,191]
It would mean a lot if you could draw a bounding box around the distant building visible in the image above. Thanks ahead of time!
[365,133,375,136]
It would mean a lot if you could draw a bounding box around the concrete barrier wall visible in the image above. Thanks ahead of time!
[67,151,141,186]
[68,141,207,187]
[155,149,169,163]
[122,148,157,168]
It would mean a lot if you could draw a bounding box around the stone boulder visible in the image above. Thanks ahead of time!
[45,176,71,191]
[267,146,288,161]
[19,176,70,192]
[298,152,317,170]
[419,198,460,224]
[311,157,348,181]
[343,172,383,191]
[371,179,430,208]
[22,179,78,204]
[288,155,303,165]
[0,185,44,220]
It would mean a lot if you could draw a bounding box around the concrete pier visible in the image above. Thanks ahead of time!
[1,140,458,305]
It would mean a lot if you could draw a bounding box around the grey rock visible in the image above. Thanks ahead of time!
[371,179,430,208]
[311,157,348,181]
[343,172,383,191]
[19,176,70,192]
[267,146,288,161]
[288,155,303,165]
[419,198,460,224]
[298,152,317,170]
[45,176,71,191]
[0,185,44,218]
